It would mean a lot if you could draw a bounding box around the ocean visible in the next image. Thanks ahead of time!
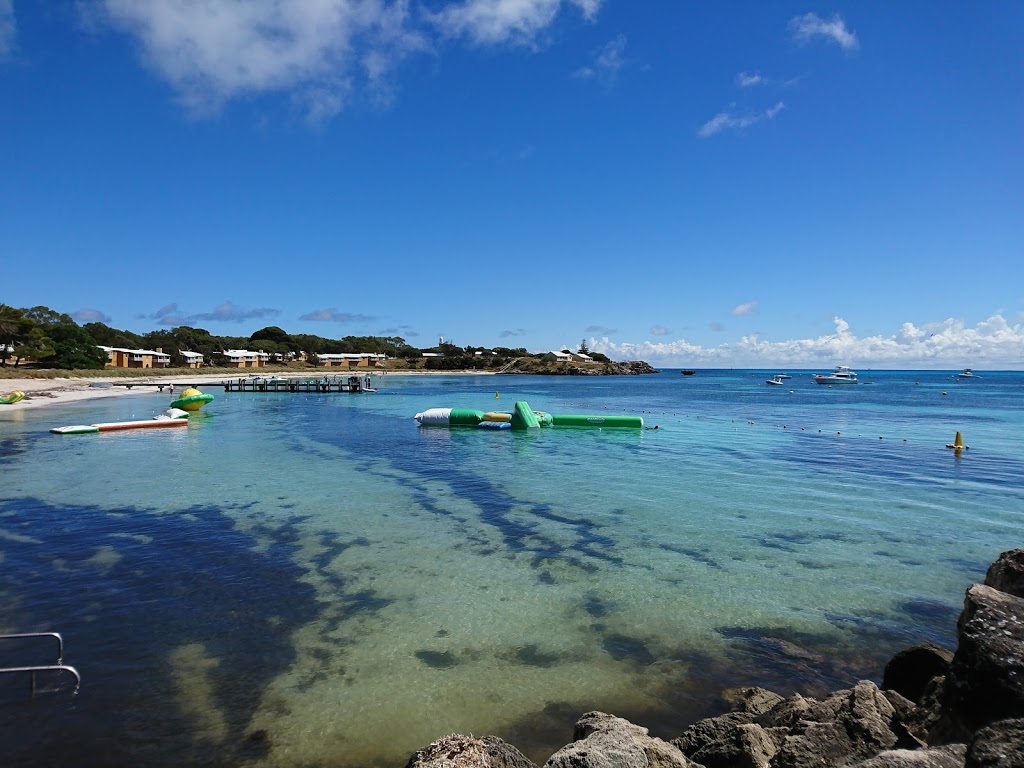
[1,369,1021,766]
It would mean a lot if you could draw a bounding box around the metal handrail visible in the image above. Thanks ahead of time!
[0,632,80,694]
[0,632,66,664]
[0,665,81,694]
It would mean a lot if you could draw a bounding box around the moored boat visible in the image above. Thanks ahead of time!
[812,366,858,385]
[957,368,976,379]
[766,376,784,386]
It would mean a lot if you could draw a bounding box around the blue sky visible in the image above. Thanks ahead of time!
[2,1,1022,368]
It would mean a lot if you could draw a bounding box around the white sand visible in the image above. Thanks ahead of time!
[0,373,231,411]
[0,369,493,411]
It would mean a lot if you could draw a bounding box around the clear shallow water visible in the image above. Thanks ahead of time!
[0,369,1021,766]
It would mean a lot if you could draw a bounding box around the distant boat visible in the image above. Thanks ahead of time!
[681,370,696,376]
[766,375,784,386]
[812,366,858,385]
[957,369,977,379]
[773,373,792,379]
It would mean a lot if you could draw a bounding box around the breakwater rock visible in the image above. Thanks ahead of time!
[405,549,1024,768]
[500,360,658,376]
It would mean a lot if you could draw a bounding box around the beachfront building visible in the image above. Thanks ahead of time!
[180,351,204,368]
[543,350,594,363]
[99,345,172,369]
[316,353,386,368]
[221,349,270,368]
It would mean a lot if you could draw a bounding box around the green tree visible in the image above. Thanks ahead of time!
[0,305,34,366]
[249,326,292,346]
[579,338,590,354]
[21,306,74,326]
[46,324,107,369]
[13,326,56,366]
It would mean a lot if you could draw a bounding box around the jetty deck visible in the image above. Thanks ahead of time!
[221,375,376,394]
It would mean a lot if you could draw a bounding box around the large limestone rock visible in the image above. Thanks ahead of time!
[770,681,902,767]
[932,584,1024,741]
[964,718,1024,767]
[984,549,1024,599]
[544,711,696,768]
[850,744,966,767]
[405,734,539,768]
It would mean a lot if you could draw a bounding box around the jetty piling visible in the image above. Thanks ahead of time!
[221,374,376,394]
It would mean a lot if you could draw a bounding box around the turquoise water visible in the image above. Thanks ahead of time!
[1,370,1021,766]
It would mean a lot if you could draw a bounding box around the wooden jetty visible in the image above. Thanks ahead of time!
[221,374,376,394]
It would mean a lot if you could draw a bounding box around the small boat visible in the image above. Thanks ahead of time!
[773,373,792,379]
[681,370,696,376]
[0,391,26,405]
[51,408,190,435]
[766,376,784,386]
[812,366,858,385]
[957,369,977,379]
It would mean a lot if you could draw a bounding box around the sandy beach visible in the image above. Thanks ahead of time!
[0,369,493,412]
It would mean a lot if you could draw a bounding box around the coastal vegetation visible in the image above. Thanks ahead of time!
[0,304,622,374]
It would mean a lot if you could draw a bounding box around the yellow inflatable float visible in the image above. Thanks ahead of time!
[0,391,26,405]
[169,387,214,412]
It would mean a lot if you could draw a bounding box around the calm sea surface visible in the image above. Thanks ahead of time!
[1,369,1021,766]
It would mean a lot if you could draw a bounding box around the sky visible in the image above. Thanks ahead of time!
[1,1,1022,369]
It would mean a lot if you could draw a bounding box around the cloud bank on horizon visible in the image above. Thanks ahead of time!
[589,316,1024,369]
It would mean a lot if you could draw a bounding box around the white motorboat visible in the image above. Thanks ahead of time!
[957,369,976,379]
[812,366,858,385]
[766,375,785,386]
[773,373,792,379]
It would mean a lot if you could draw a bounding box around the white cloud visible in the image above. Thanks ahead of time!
[573,33,626,85]
[73,308,112,324]
[736,71,762,87]
[94,1,600,120]
[99,0,427,121]
[698,101,784,138]
[299,308,374,323]
[789,12,859,51]
[731,301,758,317]
[590,315,1024,369]
[0,0,15,58]
[650,325,671,336]
[430,0,600,46]
[146,300,279,326]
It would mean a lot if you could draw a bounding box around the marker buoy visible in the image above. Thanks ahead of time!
[945,431,969,451]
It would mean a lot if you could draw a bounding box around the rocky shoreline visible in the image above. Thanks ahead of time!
[406,549,1024,767]
[499,360,658,376]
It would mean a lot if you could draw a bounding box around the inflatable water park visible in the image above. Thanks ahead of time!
[0,390,26,405]
[170,387,215,412]
[414,401,644,430]
[50,387,214,435]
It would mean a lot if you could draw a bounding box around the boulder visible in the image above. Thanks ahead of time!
[964,718,1024,767]
[688,722,781,768]
[770,681,901,767]
[883,644,954,703]
[672,711,754,756]
[544,711,696,768]
[932,585,1024,741]
[405,734,538,768]
[984,549,1024,598]
[850,744,966,767]
[754,693,816,729]
[723,687,787,716]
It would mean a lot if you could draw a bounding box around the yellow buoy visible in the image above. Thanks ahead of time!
[495,392,499,399]
[945,431,969,451]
